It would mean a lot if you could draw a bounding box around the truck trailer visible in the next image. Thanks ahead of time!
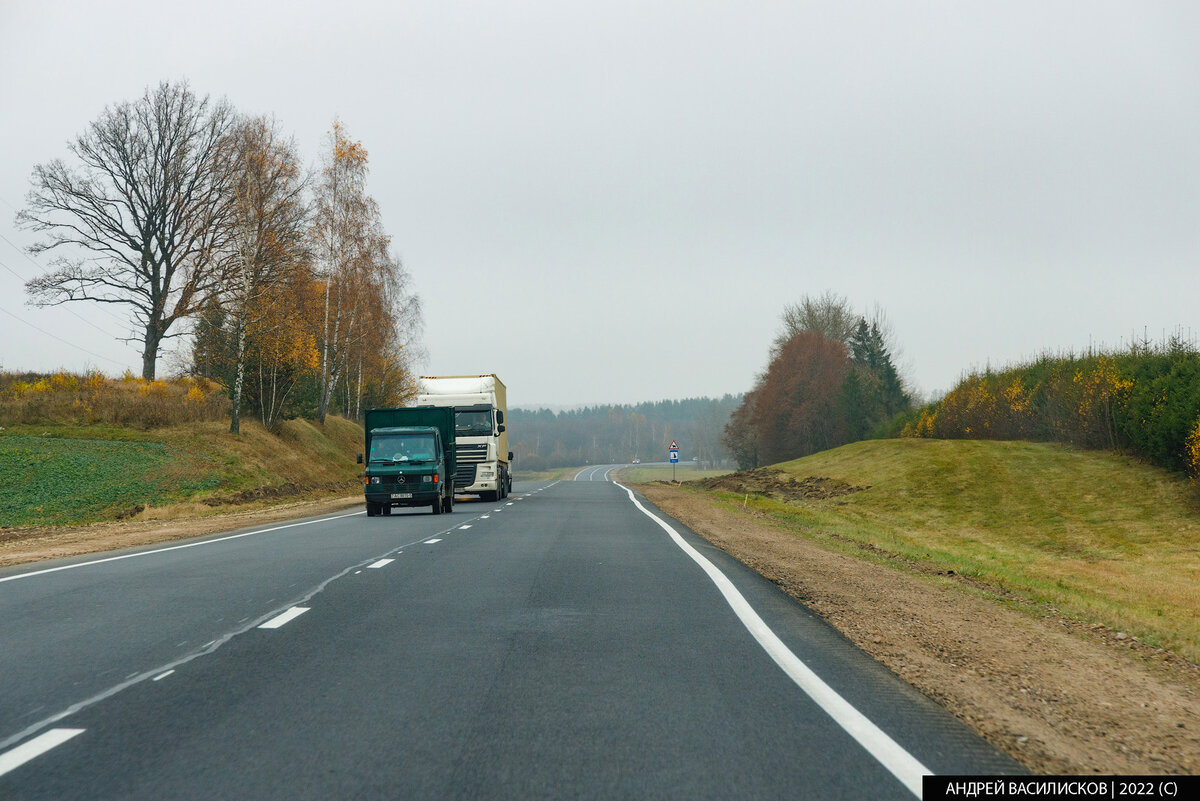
[359,406,456,516]
[416,374,512,501]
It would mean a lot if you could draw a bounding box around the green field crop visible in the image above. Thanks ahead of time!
[0,435,193,526]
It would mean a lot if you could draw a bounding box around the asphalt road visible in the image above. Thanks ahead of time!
[0,478,1019,799]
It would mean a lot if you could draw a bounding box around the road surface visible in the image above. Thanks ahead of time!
[0,478,1018,799]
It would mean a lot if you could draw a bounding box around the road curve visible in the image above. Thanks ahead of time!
[0,480,1019,799]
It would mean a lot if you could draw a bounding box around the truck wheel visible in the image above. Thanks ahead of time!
[381,505,391,516]
[443,493,454,513]
[366,502,378,517]
[431,497,443,515]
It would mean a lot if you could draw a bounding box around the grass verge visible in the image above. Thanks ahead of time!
[616,465,732,483]
[683,438,1200,664]
[513,466,586,481]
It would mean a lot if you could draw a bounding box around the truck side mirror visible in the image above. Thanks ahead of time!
[508,452,514,461]
[356,453,363,464]
[497,411,504,424]
[497,424,506,433]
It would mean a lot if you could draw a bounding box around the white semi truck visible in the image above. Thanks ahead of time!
[416,374,512,501]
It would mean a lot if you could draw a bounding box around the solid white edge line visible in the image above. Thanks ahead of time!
[0,511,365,584]
[258,606,310,629]
[0,728,86,778]
[367,558,394,569]
[614,481,930,798]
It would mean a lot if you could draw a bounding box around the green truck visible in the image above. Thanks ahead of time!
[358,407,457,516]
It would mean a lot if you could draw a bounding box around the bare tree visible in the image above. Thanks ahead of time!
[221,115,309,433]
[18,81,237,380]
[772,291,859,353]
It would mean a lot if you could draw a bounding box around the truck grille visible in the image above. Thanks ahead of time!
[455,463,477,489]
[456,443,488,463]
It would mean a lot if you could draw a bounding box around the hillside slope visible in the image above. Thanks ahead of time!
[0,416,363,528]
[693,438,1200,660]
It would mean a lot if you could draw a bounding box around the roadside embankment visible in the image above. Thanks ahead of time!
[627,439,1200,774]
[0,416,365,566]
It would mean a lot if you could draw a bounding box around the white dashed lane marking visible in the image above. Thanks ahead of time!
[424,539,442,545]
[0,728,85,778]
[367,559,394,569]
[258,607,310,630]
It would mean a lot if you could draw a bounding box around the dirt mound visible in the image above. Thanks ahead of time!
[697,468,868,502]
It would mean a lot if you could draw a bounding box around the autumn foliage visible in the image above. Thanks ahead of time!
[722,299,912,470]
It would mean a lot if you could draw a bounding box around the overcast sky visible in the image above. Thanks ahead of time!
[2,1,1197,409]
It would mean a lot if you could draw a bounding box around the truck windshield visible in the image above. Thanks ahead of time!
[455,410,493,436]
[369,434,437,463]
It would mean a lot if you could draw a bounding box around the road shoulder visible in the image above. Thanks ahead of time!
[638,482,1200,775]
[0,495,363,570]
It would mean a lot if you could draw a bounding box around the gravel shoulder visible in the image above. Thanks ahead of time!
[638,482,1200,775]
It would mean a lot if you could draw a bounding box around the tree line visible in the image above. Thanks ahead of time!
[510,396,742,472]
[17,81,422,433]
[722,292,911,469]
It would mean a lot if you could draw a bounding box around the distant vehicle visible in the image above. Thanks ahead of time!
[632,458,641,464]
[359,406,456,516]
[417,375,512,501]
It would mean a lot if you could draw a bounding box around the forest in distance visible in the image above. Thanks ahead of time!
[507,396,742,471]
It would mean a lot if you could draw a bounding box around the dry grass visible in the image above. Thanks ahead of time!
[0,369,229,427]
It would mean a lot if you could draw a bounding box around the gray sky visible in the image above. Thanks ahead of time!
[2,1,1198,409]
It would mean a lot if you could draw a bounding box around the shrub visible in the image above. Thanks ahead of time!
[903,343,1200,474]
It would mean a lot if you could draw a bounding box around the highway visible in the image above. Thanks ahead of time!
[0,477,1018,799]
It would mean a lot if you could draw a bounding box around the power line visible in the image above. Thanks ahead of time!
[0,304,130,368]
[0,253,129,340]
[0,239,133,340]
[0,197,136,331]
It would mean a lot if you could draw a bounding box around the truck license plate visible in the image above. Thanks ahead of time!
[390,492,412,499]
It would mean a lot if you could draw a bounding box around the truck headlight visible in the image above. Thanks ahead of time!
[370,476,381,484]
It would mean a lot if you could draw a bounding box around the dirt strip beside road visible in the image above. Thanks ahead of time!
[0,495,363,570]
[639,482,1200,775]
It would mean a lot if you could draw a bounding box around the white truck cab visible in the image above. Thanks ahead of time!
[416,375,512,501]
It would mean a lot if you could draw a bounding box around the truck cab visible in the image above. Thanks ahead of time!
[416,375,512,502]
[361,407,456,516]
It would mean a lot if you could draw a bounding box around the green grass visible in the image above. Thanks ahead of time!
[690,439,1200,662]
[513,466,585,481]
[617,465,732,483]
[0,435,211,526]
[0,417,365,527]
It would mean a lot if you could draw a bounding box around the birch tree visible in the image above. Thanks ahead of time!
[19,81,237,379]
[311,121,373,423]
[222,116,308,433]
